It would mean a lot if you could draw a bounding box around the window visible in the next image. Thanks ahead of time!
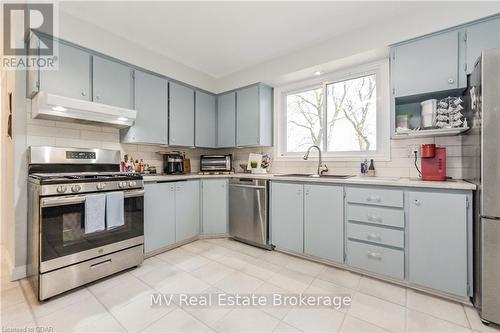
[276,61,390,161]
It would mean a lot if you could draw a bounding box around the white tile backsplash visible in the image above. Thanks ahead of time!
[26,108,468,178]
[218,136,467,179]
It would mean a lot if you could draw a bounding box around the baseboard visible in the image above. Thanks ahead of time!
[11,264,27,281]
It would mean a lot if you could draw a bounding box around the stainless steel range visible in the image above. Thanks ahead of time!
[27,146,144,301]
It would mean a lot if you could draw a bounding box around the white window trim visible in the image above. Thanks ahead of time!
[274,59,391,162]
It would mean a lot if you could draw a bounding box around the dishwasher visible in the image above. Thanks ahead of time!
[229,178,272,250]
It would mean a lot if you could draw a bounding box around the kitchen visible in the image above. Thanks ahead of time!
[1,1,500,332]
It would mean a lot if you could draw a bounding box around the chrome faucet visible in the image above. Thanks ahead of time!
[303,145,328,177]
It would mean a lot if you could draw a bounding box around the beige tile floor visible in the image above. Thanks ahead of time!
[1,238,500,333]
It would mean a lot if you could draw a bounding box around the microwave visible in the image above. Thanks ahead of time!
[200,155,232,172]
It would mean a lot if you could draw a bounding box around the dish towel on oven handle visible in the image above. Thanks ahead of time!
[84,194,106,234]
[106,191,125,229]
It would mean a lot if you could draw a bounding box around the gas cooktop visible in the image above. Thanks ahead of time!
[30,172,143,185]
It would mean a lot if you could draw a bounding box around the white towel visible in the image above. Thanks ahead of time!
[106,191,125,229]
[85,194,106,234]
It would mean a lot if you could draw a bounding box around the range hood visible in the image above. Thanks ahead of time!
[31,92,136,128]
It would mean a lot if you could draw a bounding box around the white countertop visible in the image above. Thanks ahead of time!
[142,173,476,191]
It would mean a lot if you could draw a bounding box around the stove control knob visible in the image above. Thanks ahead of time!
[71,185,81,192]
[56,185,67,193]
[129,181,137,187]
[118,181,127,188]
[96,183,106,190]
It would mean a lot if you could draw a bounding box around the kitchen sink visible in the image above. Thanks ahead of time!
[275,173,353,179]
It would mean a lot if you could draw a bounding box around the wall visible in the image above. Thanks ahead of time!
[57,11,216,92]
[221,135,466,179]
[214,2,500,92]
[26,113,212,173]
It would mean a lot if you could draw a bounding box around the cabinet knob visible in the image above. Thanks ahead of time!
[414,199,421,206]
[95,95,100,100]
[81,91,86,96]
[447,78,455,84]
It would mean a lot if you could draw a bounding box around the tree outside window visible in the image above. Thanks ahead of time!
[285,74,377,153]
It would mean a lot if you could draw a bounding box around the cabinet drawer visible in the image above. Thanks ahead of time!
[347,204,404,228]
[346,187,403,208]
[347,240,404,279]
[347,222,404,248]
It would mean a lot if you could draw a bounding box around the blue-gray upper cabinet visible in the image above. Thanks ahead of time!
[144,182,176,254]
[36,37,91,100]
[236,84,273,147]
[121,71,168,144]
[392,30,461,97]
[304,184,344,263]
[408,190,469,297]
[201,179,228,235]
[195,91,216,148]
[175,180,200,242]
[465,17,500,74]
[92,56,133,109]
[271,182,304,253]
[169,82,195,147]
[217,92,236,147]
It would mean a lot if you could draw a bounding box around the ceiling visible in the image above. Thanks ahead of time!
[59,1,431,79]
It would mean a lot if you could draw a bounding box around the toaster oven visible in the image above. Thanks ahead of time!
[200,155,232,173]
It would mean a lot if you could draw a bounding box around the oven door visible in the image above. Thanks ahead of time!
[39,189,144,272]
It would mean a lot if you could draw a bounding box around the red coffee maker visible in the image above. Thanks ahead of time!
[421,144,447,181]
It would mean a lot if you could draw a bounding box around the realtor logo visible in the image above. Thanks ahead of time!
[2,2,58,70]
[3,3,53,56]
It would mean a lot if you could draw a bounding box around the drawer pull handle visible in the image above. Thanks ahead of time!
[367,215,382,223]
[90,259,112,269]
[367,251,382,260]
[366,196,381,203]
[367,233,382,241]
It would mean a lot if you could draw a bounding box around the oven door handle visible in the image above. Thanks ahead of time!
[124,189,145,198]
[41,195,86,207]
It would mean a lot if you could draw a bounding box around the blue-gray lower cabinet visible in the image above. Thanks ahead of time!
[121,70,168,144]
[144,182,176,254]
[271,182,304,253]
[92,55,133,109]
[169,82,195,146]
[408,190,469,297]
[201,179,228,234]
[304,184,344,263]
[175,180,200,242]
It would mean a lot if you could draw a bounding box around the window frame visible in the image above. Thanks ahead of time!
[274,60,390,162]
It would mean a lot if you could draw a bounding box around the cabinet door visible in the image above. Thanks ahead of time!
[39,37,91,100]
[175,180,200,242]
[393,31,460,97]
[195,91,216,147]
[408,190,468,296]
[144,182,176,253]
[236,86,260,146]
[201,179,228,234]
[217,92,236,147]
[466,18,500,74]
[122,71,168,144]
[169,82,195,146]
[304,184,344,263]
[92,56,133,109]
[271,182,303,253]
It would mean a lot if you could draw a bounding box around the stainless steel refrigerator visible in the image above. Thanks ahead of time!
[464,48,500,325]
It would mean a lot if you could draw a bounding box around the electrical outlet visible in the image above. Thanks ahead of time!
[408,145,419,158]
